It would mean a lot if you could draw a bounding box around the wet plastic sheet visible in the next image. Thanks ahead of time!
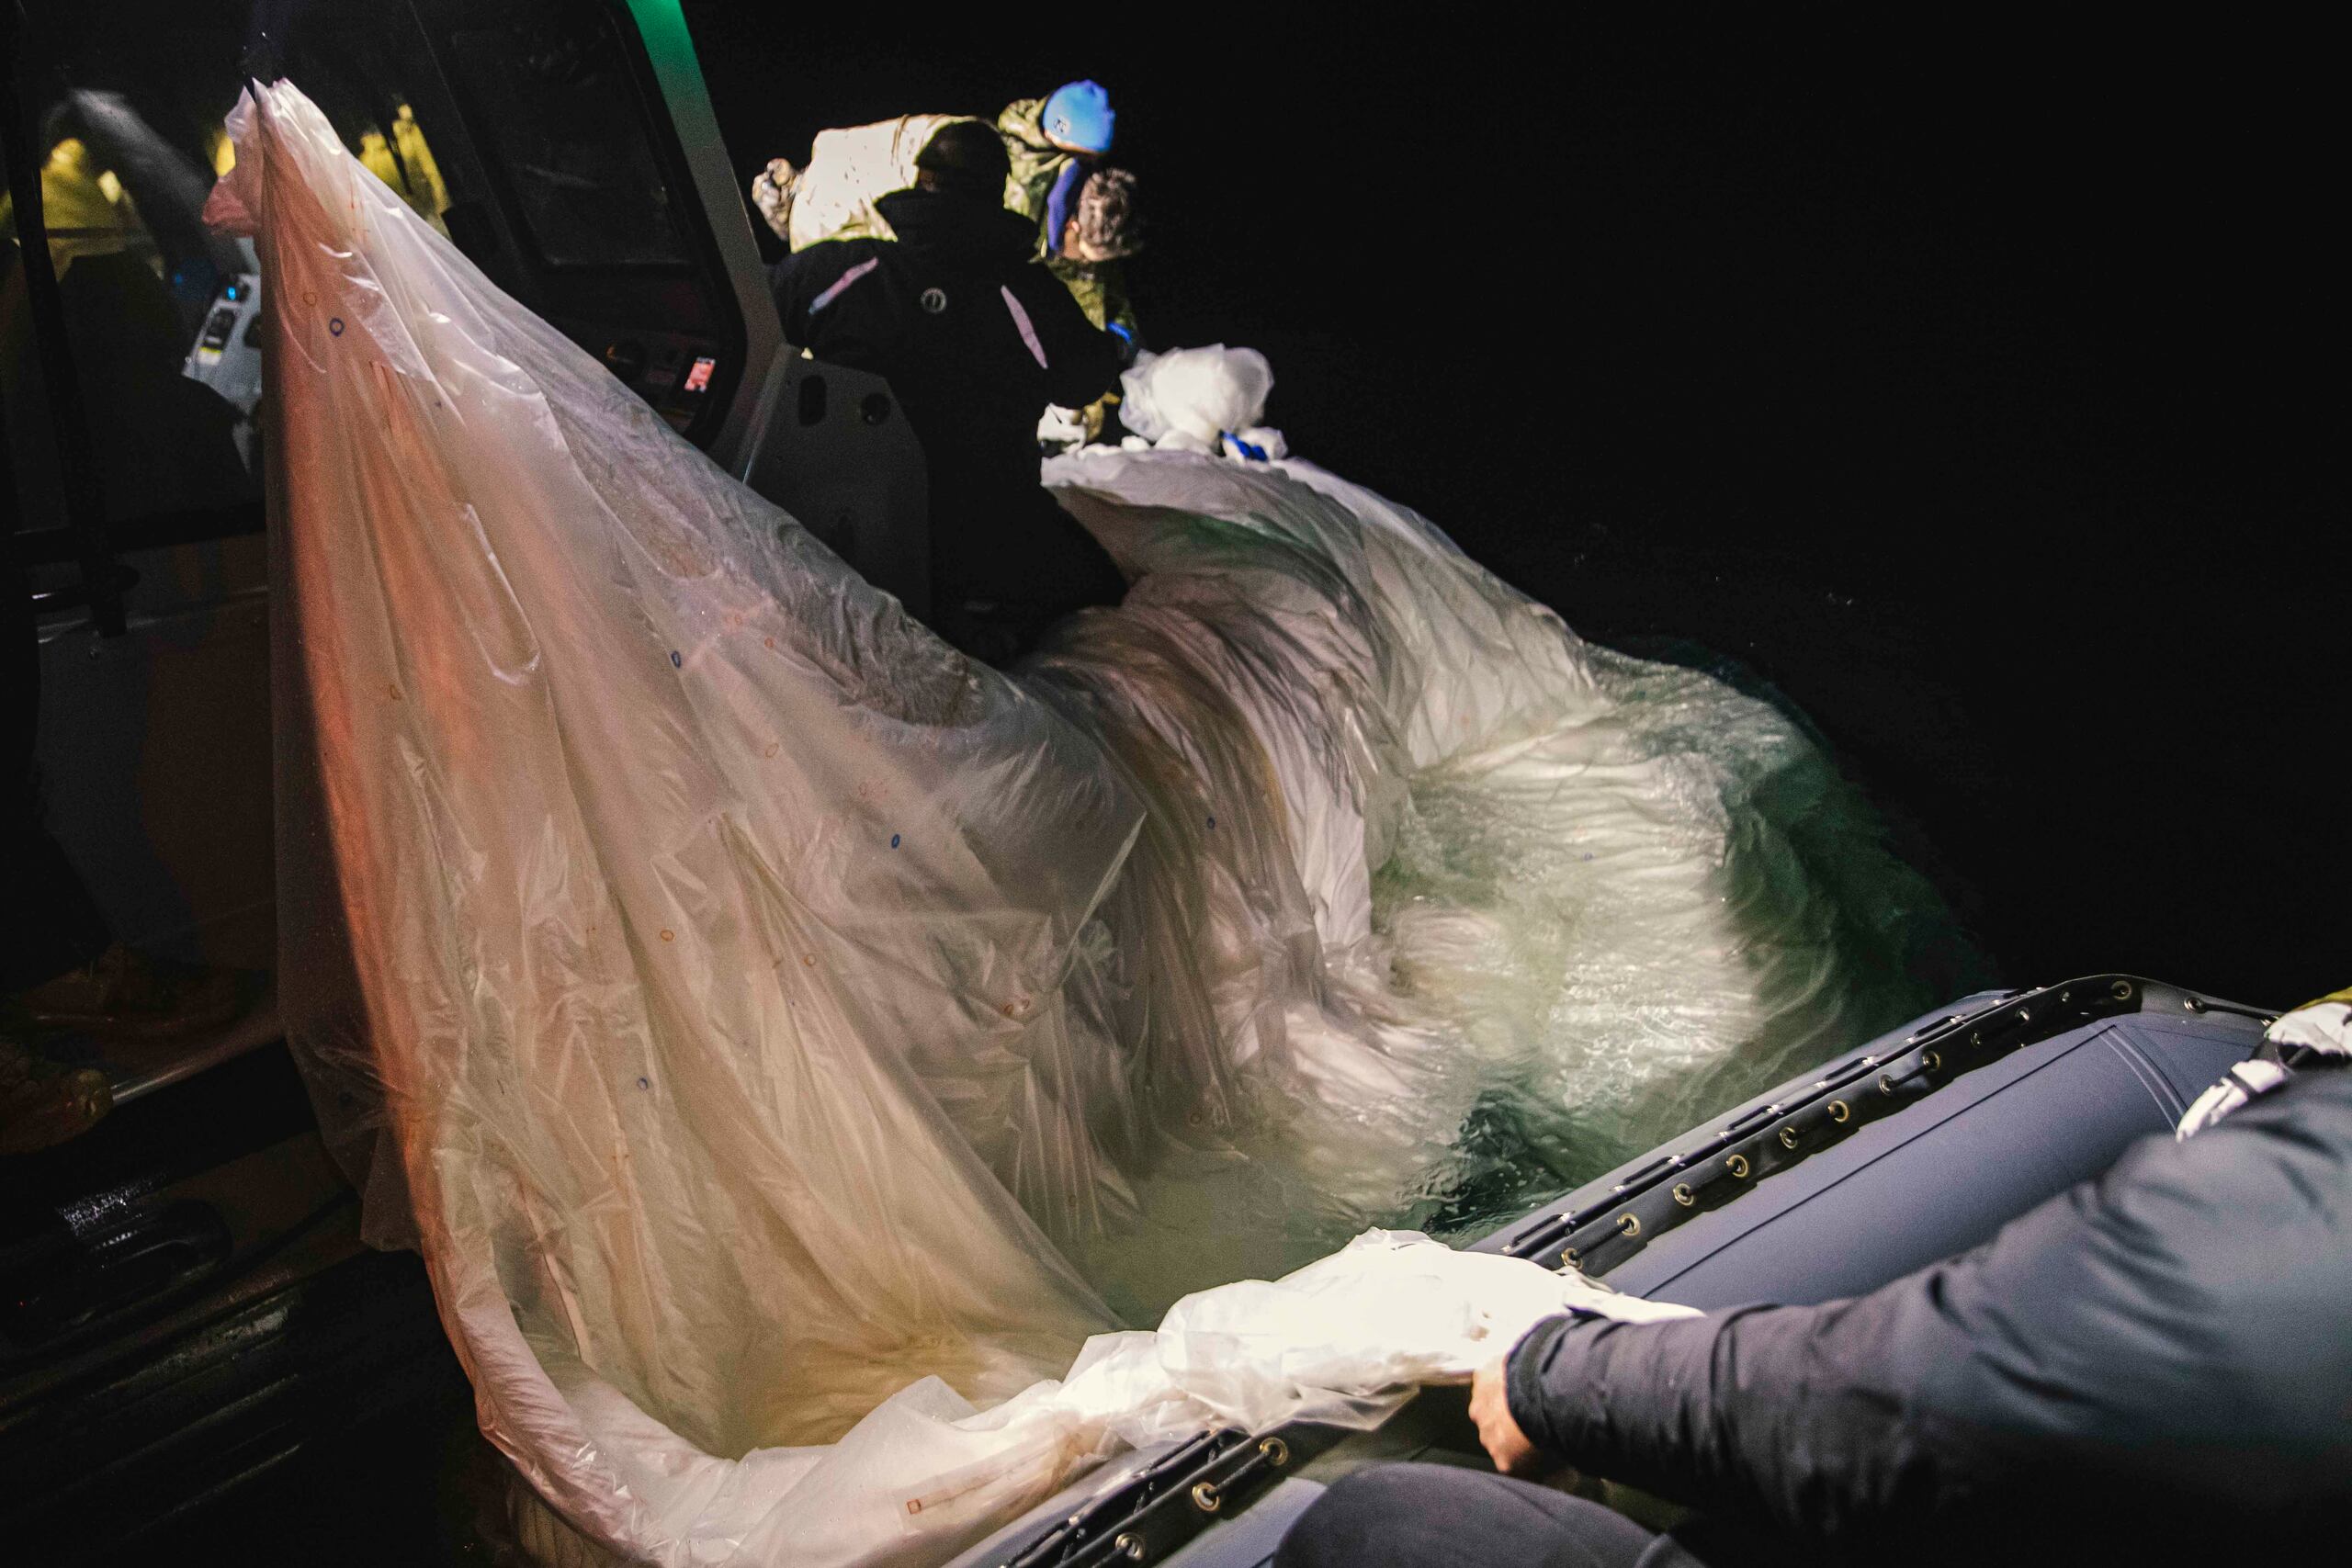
[216,82,1964,1566]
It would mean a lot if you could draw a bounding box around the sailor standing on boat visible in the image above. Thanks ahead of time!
[1277,993,2352,1565]
[767,120,1125,661]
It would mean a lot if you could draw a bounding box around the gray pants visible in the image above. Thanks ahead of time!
[1274,1464,1690,1568]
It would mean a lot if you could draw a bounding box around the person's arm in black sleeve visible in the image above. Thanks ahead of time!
[1499,1076,2352,1548]
[770,240,866,346]
[1010,268,1121,409]
[769,250,817,344]
[1505,1292,1957,1540]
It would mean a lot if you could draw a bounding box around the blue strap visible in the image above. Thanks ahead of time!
[1044,161,1085,255]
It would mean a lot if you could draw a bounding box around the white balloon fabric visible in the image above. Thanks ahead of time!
[213,81,1963,1567]
[1117,344,1276,452]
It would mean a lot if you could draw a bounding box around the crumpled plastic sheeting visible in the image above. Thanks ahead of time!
[219,81,1969,1568]
[1032,454,1970,1306]
[1116,344,1278,455]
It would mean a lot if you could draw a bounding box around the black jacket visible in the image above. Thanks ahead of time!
[770,188,1119,538]
[1508,1068,2352,1562]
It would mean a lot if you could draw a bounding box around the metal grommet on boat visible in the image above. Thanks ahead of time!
[1827,1099,1850,1122]
[1779,1125,1801,1149]
[1877,1073,1896,1096]
[1618,1213,1642,1238]
[1673,1182,1695,1206]
[1921,1049,1942,1071]
[2184,995,2207,1013]
[2014,1010,2030,1025]
[1114,1531,1148,1561]
[2110,979,2133,1001]
[1260,1437,1290,1467]
[1970,1031,1983,1047]
[1562,1247,1582,1269]
[1725,1153,1750,1179]
[1191,1482,1222,1515]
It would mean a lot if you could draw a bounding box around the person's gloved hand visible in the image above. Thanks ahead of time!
[2177,988,2350,1139]
[750,158,797,242]
[1036,404,1089,454]
[1105,319,1139,368]
[1472,1268,1700,1472]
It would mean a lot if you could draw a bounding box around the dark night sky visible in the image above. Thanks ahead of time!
[686,7,2342,1003]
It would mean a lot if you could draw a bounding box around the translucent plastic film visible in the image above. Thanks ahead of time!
[217,82,1969,1566]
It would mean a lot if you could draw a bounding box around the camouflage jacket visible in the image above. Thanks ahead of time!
[994,97,1073,254]
[1047,254,1138,339]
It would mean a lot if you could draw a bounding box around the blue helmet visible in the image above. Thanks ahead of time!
[1041,80,1115,155]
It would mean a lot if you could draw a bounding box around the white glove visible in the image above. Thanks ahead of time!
[1548,1264,1704,1325]
[2177,997,2349,1139]
[1036,404,1088,453]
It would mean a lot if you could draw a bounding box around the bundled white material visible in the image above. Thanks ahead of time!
[1118,344,1277,452]
[778,113,967,250]
[216,83,1964,1568]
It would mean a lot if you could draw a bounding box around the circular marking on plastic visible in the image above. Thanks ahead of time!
[303,290,317,305]
[328,317,345,336]
[1617,1213,1641,1237]
[637,1077,650,1090]
[387,682,401,701]
[669,649,683,668]
[763,637,775,649]
[764,742,779,758]
[802,954,816,966]
[920,287,948,314]
[1205,814,1216,829]
[890,833,901,849]
[659,929,674,942]
[1672,1183,1695,1207]
[1726,1153,1750,1178]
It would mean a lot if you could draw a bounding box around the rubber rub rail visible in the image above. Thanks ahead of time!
[1500,975,2272,1279]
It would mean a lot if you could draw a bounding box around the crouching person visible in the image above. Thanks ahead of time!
[1278,993,2352,1565]
[770,121,1126,662]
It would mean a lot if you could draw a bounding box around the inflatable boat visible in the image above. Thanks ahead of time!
[949,974,2273,1567]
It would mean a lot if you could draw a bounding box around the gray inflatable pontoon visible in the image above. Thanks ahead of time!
[950,975,2273,1568]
